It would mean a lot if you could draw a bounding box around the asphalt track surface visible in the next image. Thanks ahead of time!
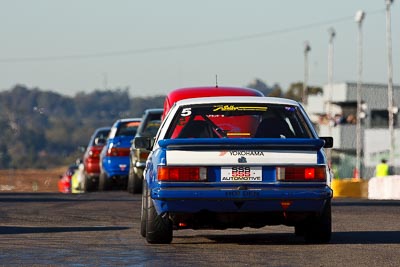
[0,192,399,266]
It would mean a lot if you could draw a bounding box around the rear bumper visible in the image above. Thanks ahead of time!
[84,162,100,176]
[84,170,100,178]
[102,157,130,177]
[151,186,332,214]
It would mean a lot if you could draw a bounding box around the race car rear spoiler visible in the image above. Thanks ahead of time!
[134,136,333,151]
[158,137,332,151]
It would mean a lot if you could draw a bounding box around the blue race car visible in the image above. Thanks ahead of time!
[99,118,141,190]
[135,96,333,244]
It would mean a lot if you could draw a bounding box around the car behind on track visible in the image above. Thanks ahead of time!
[99,118,141,190]
[128,108,163,194]
[83,127,111,191]
[58,163,79,193]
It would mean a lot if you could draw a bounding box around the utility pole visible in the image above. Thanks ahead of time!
[303,41,311,104]
[386,0,395,169]
[355,10,365,179]
[327,28,336,166]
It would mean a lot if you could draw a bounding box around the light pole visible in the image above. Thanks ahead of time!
[386,0,395,169]
[355,10,365,179]
[303,41,311,104]
[327,28,336,166]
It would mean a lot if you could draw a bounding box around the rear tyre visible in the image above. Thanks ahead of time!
[140,181,147,237]
[294,224,306,236]
[304,200,332,243]
[83,175,92,192]
[145,188,173,244]
[128,161,143,194]
[132,169,142,194]
[127,162,135,193]
[127,163,134,193]
[98,172,109,191]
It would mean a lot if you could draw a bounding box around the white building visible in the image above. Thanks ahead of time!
[305,82,400,179]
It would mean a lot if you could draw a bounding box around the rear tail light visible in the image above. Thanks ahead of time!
[139,151,150,162]
[106,147,130,157]
[276,166,326,182]
[157,166,207,182]
[88,148,102,159]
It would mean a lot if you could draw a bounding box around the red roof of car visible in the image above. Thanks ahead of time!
[163,86,264,118]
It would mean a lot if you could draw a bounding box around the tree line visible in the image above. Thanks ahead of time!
[0,81,320,169]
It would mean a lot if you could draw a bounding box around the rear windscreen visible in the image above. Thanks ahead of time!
[116,121,141,137]
[165,103,312,139]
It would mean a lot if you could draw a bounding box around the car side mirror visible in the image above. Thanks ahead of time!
[134,136,153,150]
[320,137,333,148]
[95,137,106,146]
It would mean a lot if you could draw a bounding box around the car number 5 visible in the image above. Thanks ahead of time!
[181,108,192,117]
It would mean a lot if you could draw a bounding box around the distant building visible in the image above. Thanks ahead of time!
[305,82,400,179]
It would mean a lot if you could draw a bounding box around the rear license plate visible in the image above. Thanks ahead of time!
[221,166,262,182]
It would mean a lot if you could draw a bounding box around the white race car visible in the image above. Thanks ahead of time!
[135,96,333,244]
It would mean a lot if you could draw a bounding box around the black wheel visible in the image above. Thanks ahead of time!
[132,169,142,194]
[127,162,134,193]
[128,161,143,194]
[83,175,92,192]
[98,172,109,191]
[145,187,173,244]
[304,199,332,243]
[294,224,306,236]
[140,181,147,237]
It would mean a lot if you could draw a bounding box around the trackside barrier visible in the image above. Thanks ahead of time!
[368,176,400,200]
[331,179,368,198]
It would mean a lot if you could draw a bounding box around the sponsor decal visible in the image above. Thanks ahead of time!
[238,157,247,163]
[221,166,262,182]
[285,106,296,112]
[213,105,268,112]
[219,151,228,156]
[229,151,265,156]
[227,133,251,136]
[222,177,261,181]
[232,166,250,176]
[177,117,188,126]
[219,150,265,157]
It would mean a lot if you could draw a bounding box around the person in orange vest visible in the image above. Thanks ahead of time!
[375,159,390,177]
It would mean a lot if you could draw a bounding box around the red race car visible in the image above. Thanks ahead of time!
[82,127,111,191]
[162,86,264,119]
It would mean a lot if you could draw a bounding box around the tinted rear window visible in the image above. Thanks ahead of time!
[116,121,141,137]
[165,103,312,139]
[92,130,109,144]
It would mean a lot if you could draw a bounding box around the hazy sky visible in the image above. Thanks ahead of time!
[1,0,399,97]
